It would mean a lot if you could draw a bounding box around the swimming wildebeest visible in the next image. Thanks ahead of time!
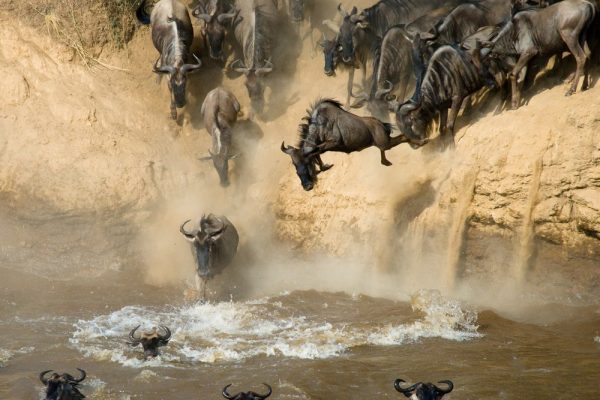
[40,369,86,400]
[394,378,454,400]
[222,383,272,400]
[127,325,172,359]
[230,0,278,114]
[136,0,202,119]
[180,214,239,297]
[395,43,496,148]
[281,99,408,191]
[199,87,241,187]
[484,0,596,109]
[192,0,237,61]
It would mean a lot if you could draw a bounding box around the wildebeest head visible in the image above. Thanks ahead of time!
[180,216,229,278]
[394,379,454,400]
[281,142,318,191]
[319,34,342,76]
[153,56,202,114]
[40,369,86,400]
[127,325,171,359]
[222,383,272,400]
[290,0,305,22]
[337,4,368,63]
[193,3,237,60]
[395,100,430,148]
[200,150,239,187]
[231,59,273,113]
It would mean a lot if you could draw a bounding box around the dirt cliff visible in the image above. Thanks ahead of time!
[0,2,598,298]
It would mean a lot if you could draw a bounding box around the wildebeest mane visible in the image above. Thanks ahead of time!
[363,0,419,37]
[296,98,344,147]
[247,3,275,69]
[161,18,193,65]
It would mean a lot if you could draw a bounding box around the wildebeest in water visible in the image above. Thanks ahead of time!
[199,87,241,187]
[222,383,272,400]
[281,98,409,191]
[136,0,203,119]
[40,369,86,400]
[180,214,239,298]
[394,378,454,400]
[127,325,172,359]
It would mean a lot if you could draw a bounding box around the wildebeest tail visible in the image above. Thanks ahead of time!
[136,0,152,25]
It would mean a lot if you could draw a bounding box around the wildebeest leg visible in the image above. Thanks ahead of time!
[561,29,588,96]
[346,67,355,107]
[446,95,465,149]
[379,150,393,166]
[438,108,448,137]
[315,155,333,172]
[511,50,537,109]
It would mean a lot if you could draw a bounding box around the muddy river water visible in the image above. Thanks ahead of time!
[0,211,599,400]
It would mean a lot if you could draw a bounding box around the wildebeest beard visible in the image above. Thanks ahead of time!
[194,238,213,279]
[170,73,187,108]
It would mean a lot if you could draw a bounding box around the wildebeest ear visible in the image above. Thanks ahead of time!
[350,6,357,15]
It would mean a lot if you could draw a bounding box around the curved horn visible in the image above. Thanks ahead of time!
[128,325,141,344]
[181,54,202,74]
[281,141,295,154]
[217,8,237,24]
[180,220,196,241]
[394,379,418,393]
[196,13,212,22]
[222,384,235,399]
[158,325,171,341]
[153,57,176,75]
[256,59,273,76]
[230,59,249,74]
[71,368,86,383]
[39,370,53,385]
[398,101,420,116]
[435,380,454,394]
[337,3,348,17]
[257,383,272,398]
[375,80,394,98]
[206,218,225,236]
[322,19,340,32]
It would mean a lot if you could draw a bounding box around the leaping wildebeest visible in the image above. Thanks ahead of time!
[127,325,172,359]
[230,0,278,114]
[137,0,203,120]
[222,383,272,400]
[40,369,86,400]
[395,43,497,148]
[394,378,454,400]
[281,99,408,191]
[199,87,241,187]
[192,0,237,61]
[484,0,596,109]
[180,214,239,298]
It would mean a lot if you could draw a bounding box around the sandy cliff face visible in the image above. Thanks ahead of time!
[0,4,598,294]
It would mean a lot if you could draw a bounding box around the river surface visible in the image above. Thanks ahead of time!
[0,213,599,400]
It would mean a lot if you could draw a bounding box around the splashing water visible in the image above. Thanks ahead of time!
[70,291,482,367]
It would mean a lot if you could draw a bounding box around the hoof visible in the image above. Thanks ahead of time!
[320,164,334,171]
[565,89,574,97]
[382,160,393,166]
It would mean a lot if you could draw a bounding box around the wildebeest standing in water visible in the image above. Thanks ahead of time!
[180,214,239,298]
[40,369,86,400]
[230,0,278,114]
[127,325,171,359]
[485,0,596,109]
[281,99,409,191]
[137,0,202,120]
[199,87,241,187]
[396,44,496,149]
[192,0,237,61]
[222,383,272,400]
[394,378,454,400]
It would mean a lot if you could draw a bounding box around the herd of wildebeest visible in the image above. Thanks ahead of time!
[39,0,600,398]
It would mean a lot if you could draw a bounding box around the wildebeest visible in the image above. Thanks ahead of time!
[230,0,278,114]
[137,0,203,119]
[222,383,272,400]
[484,0,595,109]
[394,378,454,400]
[281,99,408,190]
[40,369,86,400]
[127,325,171,359]
[396,43,496,148]
[180,214,239,297]
[199,87,241,187]
[193,0,237,60]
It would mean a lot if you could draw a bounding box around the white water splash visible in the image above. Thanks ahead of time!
[0,346,35,368]
[594,336,600,344]
[71,290,481,367]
